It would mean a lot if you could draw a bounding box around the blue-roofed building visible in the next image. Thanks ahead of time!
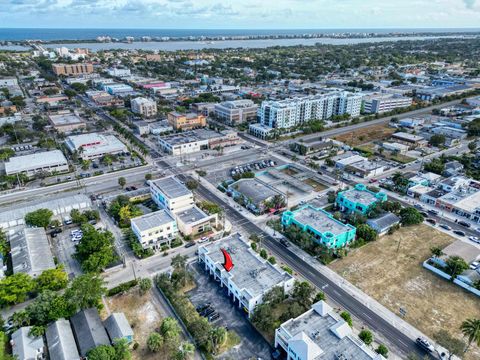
[282,205,356,249]
[336,184,387,215]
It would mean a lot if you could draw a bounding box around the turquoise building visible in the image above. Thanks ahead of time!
[336,184,387,214]
[282,205,356,249]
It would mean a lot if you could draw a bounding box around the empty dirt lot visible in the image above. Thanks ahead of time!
[329,225,480,360]
[333,124,396,147]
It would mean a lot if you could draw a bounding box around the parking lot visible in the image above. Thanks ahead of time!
[187,262,272,360]
[50,223,83,278]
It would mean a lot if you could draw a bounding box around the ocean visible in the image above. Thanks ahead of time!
[0,28,479,41]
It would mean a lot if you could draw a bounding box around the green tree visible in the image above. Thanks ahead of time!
[118,177,126,188]
[145,173,152,181]
[209,326,227,354]
[430,246,444,258]
[399,207,424,226]
[87,345,116,360]
[75,224,116,273]
[139,278,152,295]
[359,329,373,345]
[25,290,73,326]
[160,317,181,340]
[64,273,106,311]
[376,344,389,357]
[147,332,163,352]
[268,256,276,265]
[259,249,268,259]
[445,256,469,278]
[340,311,353,327]
[292,281,315,309]
[25,208,53,228]
[313,291,326,302]
[175,342,195,360]
[185,179,198,190]
[468,141,477,152]
[356,224,378,242]
[428,134,446,147]
[0,273,35,307]
[35,267,68,292]
[460,318,480,354]
[113,338,132,360]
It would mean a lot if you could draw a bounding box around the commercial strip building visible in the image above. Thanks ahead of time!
[390,132,427,148]
[214,100,258,125]
[130,210,178,249]
[228,177,285,214]
[336,184,387,215]
[150,176,194,215]
[275,300,385,360]
[86,90,124,107]
[9,227,55,277]
[257,92,362,129]
[48,112,87,133]
[0,194,91,230]
[52,63,94,76]
[158,132,209,156]
[131,97,157,117]
[362,94,413,114]
[64,133,128,160]
[167,112,207,131]
[332,152,385,178]
[198,233,294,316]
[104,83,135,96]
[282,205,356,249]
[4,150,69,178]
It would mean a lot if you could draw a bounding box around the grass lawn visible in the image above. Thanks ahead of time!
[333,124,396,147]
[303,177,328,192]
[329,225,480,360]
[101,289,166,360]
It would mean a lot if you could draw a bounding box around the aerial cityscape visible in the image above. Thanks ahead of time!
[0,1,480,360]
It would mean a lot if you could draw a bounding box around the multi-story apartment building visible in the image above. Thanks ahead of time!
[214,100,258,125]
[198,233,294,317]
[257,92,362,129]
[362,94,413,114]
[52,63,94,76]
[130,210,178,249]
[167,112,207,131]
[131,97,157,117]
[149,176,194,214]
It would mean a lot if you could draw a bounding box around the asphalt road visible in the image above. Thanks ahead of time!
[173,171,426,359]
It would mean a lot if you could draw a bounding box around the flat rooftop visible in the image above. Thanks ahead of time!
[48,113,85,126]
[159,131,206,146]
[392,132,425,142]
[201,233,292,299]
[281,302,379,360]
[291,206,353,236]
[341,188,379,207]
[5,150,68,174]
[176,205,211,225]
[131,210,175,232]
[229,178,282,205]
[150,176,192,199]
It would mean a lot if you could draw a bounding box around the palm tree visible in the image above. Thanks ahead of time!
[461,318,480,354]
[430,246,444,258]
[175,342,195,360]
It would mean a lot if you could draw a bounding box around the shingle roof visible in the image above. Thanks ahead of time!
[46,318,80,360]
[70,308,110,356]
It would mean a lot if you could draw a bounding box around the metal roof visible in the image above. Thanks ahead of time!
[46,318,80,360]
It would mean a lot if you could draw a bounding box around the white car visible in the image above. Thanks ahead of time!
[198,237,209,244]
[469,261,479,270]
[469,236,480,243]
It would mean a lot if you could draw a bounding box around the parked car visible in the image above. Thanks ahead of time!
[425,218,437,225]
[416,337,434,353]
[439,224,451,231]
[427,209,439,216]
[185,242,195,248]
[198,236,209,244]
[469,261,479,270]
[468,236,480,244]
[453,230,466,237]
[414,204,424,210]
[208,313,220,322]
[457,220,471,228]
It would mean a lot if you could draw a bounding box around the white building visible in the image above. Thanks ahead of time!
[362,94,413,114]
[104,83,134,96]
[248,123,275,140]
[131,210,178,249]
[149,176,194,214]
[65,133,128,160]
[258,92,362,129]
[0,77,18,86]
[275,301,385,360]
[198,233,294,317]
[5,150,69,178]
[157,132,209,156]
[107,68,131,77]
[131,97,157,117]
[214,100,258,125]
[175,205,218,237]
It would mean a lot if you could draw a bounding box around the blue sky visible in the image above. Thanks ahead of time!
[1,0,480,28]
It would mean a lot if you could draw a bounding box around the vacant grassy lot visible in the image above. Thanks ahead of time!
[329,225,480,360]
[102,289,166,360]
[333,124,396,146]
[303,177,328,192]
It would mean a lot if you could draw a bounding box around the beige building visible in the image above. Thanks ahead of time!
[48,112,87,133]
[214,100,258,125]
[167,112,207,131]
[131,97,157,117]
[52,63,94,76]
[175,205,218,237]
